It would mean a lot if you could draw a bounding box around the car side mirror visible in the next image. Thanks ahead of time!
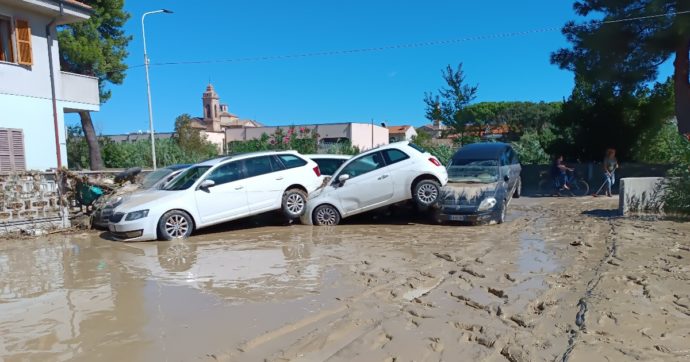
[338,174,350,185]
[504,175,510,182]
[199,179,215,191]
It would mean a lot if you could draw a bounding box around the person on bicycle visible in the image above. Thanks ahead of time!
[550,155,573,191]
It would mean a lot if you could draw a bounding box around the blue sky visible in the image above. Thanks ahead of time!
[65,1,620,134]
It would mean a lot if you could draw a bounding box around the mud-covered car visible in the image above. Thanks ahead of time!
[91,164,190,229]
[436,142,521,224]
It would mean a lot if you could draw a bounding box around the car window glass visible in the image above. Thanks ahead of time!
[313,158,347,176]
[270,156,285,171]
[244,156,276,178]
[278,154,307,169]
[383,149,410,165]
[339,152,385,178]
[206,161,244,185]
[164,166,211,191]
[510,148,519,164]
[499,151,509,166]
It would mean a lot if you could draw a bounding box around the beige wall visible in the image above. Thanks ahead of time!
[350,123,389,151]
[201,131,225,154]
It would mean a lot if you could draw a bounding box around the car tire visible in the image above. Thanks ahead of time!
[413,179,441,207]
[513,177,522,198]
[157,210,194,241]
[282,188,308,219]
[313,204,341,226]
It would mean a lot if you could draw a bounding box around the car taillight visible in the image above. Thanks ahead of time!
[313,166,321,177]
[429,157,442,167]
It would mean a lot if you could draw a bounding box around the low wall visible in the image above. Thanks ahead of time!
[520,163,672,191]
[618,177,666,215]
[0,172,69,235]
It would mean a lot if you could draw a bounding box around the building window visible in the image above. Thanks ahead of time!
[0,128,26,172]
[14,19,32,65]
[0,15,14,63]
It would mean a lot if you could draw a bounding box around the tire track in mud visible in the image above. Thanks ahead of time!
[561,217,619,362]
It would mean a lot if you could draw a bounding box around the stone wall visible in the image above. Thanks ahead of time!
[0,172,69,234]
[618,177,667,215]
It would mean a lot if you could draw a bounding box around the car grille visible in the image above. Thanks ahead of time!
[109,212,125,223]
[100,206,113,222]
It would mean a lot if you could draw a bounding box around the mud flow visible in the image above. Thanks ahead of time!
[1,197,688,361]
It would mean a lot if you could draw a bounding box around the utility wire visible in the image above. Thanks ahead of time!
[133,10,690,69]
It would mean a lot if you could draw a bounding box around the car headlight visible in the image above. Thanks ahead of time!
[477,197,497,212]
[125,209,149,221]
[107,196,123,207]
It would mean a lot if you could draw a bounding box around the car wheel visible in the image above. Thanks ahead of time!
[313,204,341,226]
[282,188,308,219]
[413,179,441,207]
[513,177,522,198]
[157,210,194,241]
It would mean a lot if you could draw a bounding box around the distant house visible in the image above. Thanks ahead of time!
[417,120,447,139]
[0,0,99,171]
[387,125,417,142]
[106,132,175,143]
[226,123,389,152]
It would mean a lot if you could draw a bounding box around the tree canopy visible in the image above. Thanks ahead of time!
[423,63,478,136]
[551,0,690,134]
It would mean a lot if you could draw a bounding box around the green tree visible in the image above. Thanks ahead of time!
[551,1,690,134]
[461,102,562,136]
[58,0,131,170]
[173,114,218,157]
[423,64,479,140]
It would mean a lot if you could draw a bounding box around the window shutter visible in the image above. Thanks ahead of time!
[0,128,26,172]
[15,19,32,66]
[0,129,11,172]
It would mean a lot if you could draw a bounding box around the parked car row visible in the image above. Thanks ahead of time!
[105,141,522,242]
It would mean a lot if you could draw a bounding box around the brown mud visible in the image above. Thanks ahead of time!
[0,197,688,361]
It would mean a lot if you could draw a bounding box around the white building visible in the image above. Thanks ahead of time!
[0,0,99,172]
[387,125,417,142]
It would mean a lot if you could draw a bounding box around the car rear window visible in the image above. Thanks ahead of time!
[277,154,308,169]
[408,143,427,154]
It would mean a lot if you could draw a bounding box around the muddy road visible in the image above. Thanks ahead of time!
[0,197,688,361]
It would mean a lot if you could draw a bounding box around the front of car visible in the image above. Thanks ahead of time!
[438,157,505,223]
[108,164,211,241]
[92,165,190,229]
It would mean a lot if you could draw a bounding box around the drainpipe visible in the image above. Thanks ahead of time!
[46,1,64,169]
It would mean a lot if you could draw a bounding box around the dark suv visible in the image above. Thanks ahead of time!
[437,142,521,224]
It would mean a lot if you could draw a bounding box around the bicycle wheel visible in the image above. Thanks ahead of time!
[571,179,589,197]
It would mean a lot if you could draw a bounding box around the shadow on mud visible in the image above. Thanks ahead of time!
[581,209,620,219]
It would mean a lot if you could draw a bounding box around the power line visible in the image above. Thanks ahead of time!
[133,10,690,69]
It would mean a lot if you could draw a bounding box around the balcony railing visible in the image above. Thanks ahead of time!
[60,71,99,106]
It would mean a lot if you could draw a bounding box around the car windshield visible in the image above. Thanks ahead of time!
[447,158,499,183]
[163,166,211,191]
[312,158,348,176]
[141,168,175,189]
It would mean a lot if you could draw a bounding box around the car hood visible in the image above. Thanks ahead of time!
[441,182,498,205]
[114,190,180,211]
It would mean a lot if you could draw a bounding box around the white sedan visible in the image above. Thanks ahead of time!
[301,142,449,226]
[108,151,323,241]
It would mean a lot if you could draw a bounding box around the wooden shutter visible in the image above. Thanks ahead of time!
[0,128,26,172]
[15,19,32,66]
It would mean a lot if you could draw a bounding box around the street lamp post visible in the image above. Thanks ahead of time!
[142,9,173,170]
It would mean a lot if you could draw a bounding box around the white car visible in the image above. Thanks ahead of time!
[301,142,449,226]
[305,154,352,176]
[108,151,322,241]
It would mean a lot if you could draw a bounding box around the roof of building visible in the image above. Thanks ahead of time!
[387,125,412,134]
[64,0,91,9]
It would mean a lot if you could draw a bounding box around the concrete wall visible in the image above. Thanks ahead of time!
[350,123,389,151]
[0,172,69,234]
[201,131,225,154]
[618,177,666,215]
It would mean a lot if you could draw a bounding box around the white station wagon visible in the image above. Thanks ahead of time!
[108,151,322,241]
[301,142,449,226]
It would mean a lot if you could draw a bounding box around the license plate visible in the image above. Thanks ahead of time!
[448,215,466,221]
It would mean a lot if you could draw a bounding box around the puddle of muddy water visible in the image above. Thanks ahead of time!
[0,231,360,362]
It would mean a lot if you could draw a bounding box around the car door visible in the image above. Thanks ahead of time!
[381,148,413,200]
[195,161,250,225]
[244,155,287,213]
[506,147,520,192]
[331,151,393,215]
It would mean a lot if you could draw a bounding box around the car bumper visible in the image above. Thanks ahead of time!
[438,210,493,223]
[108,218,157,241]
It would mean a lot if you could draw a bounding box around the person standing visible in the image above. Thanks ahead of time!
[594,148,619,197]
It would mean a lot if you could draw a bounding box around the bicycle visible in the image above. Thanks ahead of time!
[538,170,590,197]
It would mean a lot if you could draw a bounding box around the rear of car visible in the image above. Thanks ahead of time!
[305,154,351,176]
